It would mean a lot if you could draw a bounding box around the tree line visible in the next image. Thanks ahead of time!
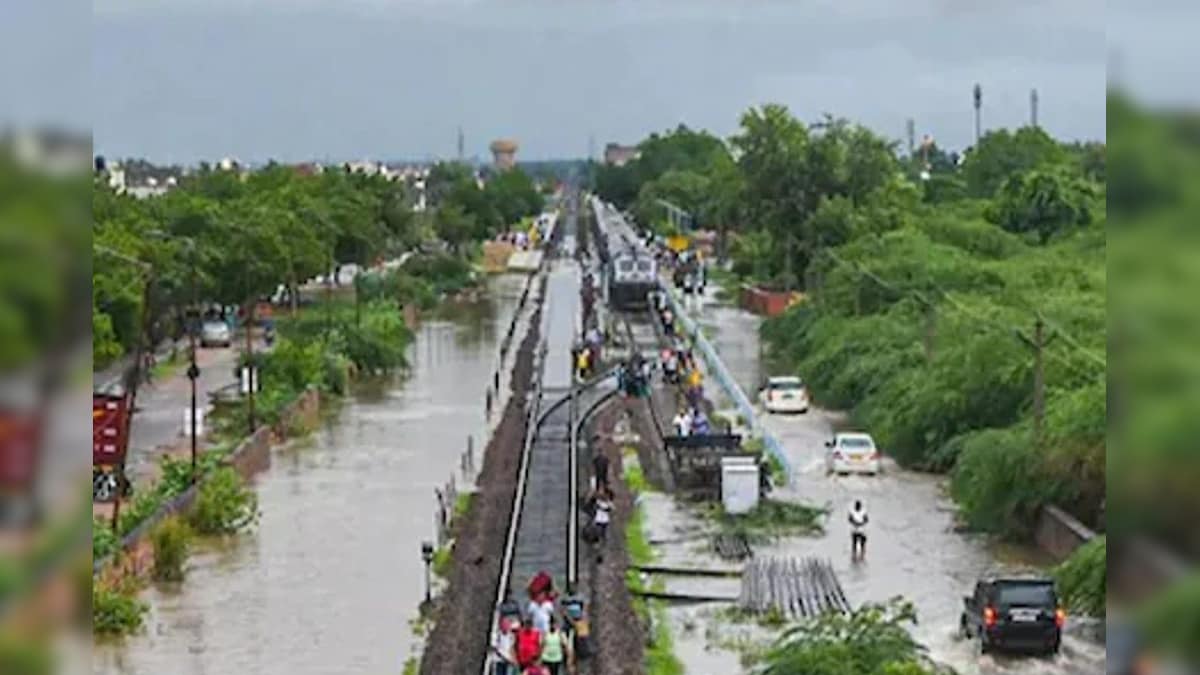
[93,161,545,369]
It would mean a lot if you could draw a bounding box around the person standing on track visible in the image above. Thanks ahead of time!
[593,488,613,562]
[540,615,571,675]
[592,449,610,492]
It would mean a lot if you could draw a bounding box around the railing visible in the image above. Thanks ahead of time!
[659,282,792,485]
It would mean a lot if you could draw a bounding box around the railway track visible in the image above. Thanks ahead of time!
[482,196,619,675]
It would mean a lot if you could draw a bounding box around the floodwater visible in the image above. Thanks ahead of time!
[93,274,530,675]
[641,286,1106,675]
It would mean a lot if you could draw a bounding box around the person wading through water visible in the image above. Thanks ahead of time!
[849,499,869,562]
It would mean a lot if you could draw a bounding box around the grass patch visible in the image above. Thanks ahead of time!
[92,576,148,637]
[708,499,826,543]
[432,544,453,579]
[150,516,192,582]
[452,491,472,523]
[624,462,649,496]
[402,657,419,675]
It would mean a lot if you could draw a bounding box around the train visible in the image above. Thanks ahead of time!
[589,197,659,311]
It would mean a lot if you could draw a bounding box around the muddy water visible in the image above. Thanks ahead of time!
[646,286,1106,675]
[93,275,528,675]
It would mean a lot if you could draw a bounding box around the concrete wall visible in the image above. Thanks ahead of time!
[97,387,322,584]
[1034,504,1097,561]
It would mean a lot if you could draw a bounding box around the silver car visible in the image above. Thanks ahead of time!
[200,321,232,348]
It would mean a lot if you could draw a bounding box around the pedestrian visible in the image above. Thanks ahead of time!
[528,593,553,634]
[672,408,690,437]
[514,621,542,670]
[691,409,711,435]
[849,499,869,562]
[592,450,610,492]
[528,570,553,601]
[500,591,522,625]
[492,618,519,675]
[540,616,570,675]
[593,488,613,551]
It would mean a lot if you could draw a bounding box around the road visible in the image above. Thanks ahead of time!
[686,286,1107,675]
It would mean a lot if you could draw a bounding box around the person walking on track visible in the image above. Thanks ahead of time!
[592,450,609,492]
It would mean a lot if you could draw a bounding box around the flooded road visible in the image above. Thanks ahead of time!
[93,275,528,675]
[650,287,1105,675]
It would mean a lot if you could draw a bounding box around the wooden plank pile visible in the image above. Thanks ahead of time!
[739,556,850,619]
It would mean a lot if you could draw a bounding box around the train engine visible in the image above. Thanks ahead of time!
[607,250,658,311]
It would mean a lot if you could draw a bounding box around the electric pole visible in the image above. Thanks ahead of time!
[1030,89,1039,128]
[973,83,982,145]
[1018,315,1055,442]
[906,118,915,156]
[457,126,464,163]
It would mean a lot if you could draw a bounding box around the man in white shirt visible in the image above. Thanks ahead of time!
[849,500,869,562]
[672,409,690,437]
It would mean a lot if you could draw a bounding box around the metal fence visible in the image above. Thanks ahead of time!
[659,282,792,485]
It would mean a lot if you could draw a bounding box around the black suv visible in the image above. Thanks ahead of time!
[960,577,1064,655]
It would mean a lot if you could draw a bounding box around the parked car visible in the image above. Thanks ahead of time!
[759,375,809,414]
[960,576,1064,655]
[200,321,232,348]
[824,432,881,475]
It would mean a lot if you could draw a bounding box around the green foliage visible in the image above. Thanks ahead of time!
[150,516,192,582]
[432,545,453,579]
[1054,535,1106,617]
[1137,573,1200,663]
[93,517,118,560]
[753,599,935,675]
[189,467,258,535]
[949,428,1073,536]
[962,126,1066,197]
[92,578,149,636]
[987,167,1098,244]
[0,634,54,675]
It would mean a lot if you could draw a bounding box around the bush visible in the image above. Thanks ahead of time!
[151,516,192,582]
[93,517,118,560]
[1054,535,1105,617]
[754,598,935,675]
[92,578,148,636]
[190,467,258,535]
[1138,573,1200,664]
[949,428,1073,537]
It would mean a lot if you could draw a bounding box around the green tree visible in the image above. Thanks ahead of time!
[434,203,476,253]
[961,126,1066,197]
[987,167,1097,244]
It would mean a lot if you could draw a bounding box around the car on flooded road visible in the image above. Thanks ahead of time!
[960,576,1064,656]
[758,375,809,414]
[824,432,881,475]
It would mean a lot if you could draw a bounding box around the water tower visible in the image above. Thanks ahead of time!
[489,139,518,170]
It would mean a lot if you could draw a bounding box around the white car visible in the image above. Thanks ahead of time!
[759,376,809,414]
[200,321,232,348]
[825,432,882,476]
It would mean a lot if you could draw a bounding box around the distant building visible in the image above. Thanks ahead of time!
[604,143,638,167]
[489,139,518,170]
[3,128,89,176]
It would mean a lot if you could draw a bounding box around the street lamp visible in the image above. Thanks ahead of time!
[421,541,435,604]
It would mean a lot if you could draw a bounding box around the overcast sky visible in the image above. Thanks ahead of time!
[88,0,1118,164]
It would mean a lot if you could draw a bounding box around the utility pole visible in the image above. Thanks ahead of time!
[973,83,983,145]
[1030,88,1039,128]
[1017,315,1055,442]
[457,126,464,163]
[906,118,915,156]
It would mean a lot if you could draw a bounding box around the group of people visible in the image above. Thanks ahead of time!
[671,406,712,437]
[616,352,652,398]
[492,572,589,675]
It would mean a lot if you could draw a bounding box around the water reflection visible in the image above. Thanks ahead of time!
[92,275,526,675]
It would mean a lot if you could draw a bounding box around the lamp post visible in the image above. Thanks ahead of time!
[421,541,435,605]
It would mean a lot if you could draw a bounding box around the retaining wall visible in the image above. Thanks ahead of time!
[1034,504,1096,561]
[96,387,322,584]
